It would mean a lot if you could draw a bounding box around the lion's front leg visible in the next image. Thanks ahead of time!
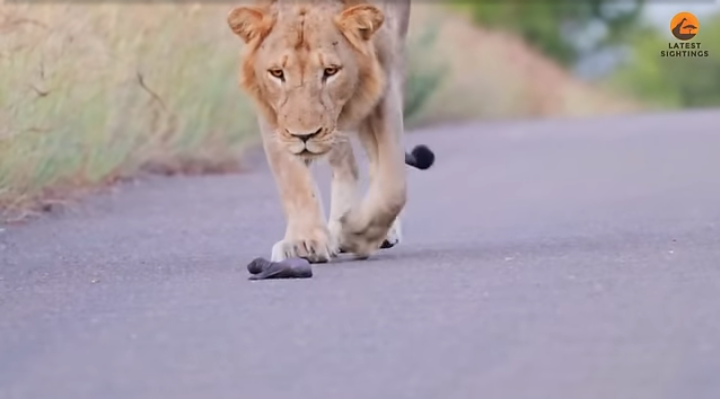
[258,118,337,264]
[328,137,401,254]
[338,78,408,258]
[327,137,360,249]
[356,127,404,251]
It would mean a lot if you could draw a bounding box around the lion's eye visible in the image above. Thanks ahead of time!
[323,67,339,78]
[269,69,284,80]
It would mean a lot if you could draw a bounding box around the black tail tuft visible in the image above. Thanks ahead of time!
[405,144,435,170]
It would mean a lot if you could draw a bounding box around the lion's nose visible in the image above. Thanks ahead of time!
[290,128,322,143]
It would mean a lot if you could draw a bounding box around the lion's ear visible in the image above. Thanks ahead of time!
[227,6,269,43]
[336,4,384,41]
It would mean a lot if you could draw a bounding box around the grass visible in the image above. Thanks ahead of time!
[0,3,635,224]
[0,4,260,221]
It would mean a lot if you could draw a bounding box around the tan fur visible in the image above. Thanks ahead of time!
[228,0,410,262]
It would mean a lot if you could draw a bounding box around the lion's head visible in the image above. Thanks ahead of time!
[227,0,387,158]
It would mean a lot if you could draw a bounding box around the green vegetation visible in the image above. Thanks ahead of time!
[608,13,720,108]
[452,1,720,110]
[404,21,448,123]
[458,0,645,67]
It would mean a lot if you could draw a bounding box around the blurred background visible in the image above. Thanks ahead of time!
[1,0,718,222]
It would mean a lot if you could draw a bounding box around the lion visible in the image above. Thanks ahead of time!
[226,0,435,263]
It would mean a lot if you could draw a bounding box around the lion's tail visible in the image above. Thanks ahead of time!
[405,144,435,170]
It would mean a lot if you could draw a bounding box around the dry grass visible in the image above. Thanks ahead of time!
[0,3,637,223]
[0,3,257,221]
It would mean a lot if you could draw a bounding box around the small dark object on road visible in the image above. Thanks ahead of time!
[247,257,313,280]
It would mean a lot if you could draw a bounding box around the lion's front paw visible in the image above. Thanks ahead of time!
[333,217,401,254]
[336,208,392,259]
[271,227,338,264]
[328,219,343,246]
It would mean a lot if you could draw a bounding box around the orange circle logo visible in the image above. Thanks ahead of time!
[670,12,699,41]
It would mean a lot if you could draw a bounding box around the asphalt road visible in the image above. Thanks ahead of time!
[2,110,720,399]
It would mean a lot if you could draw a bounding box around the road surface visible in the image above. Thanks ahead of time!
[2,110,720,399]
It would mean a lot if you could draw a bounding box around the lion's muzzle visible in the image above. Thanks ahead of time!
[288,128,322,143]
[283,127,334,156]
